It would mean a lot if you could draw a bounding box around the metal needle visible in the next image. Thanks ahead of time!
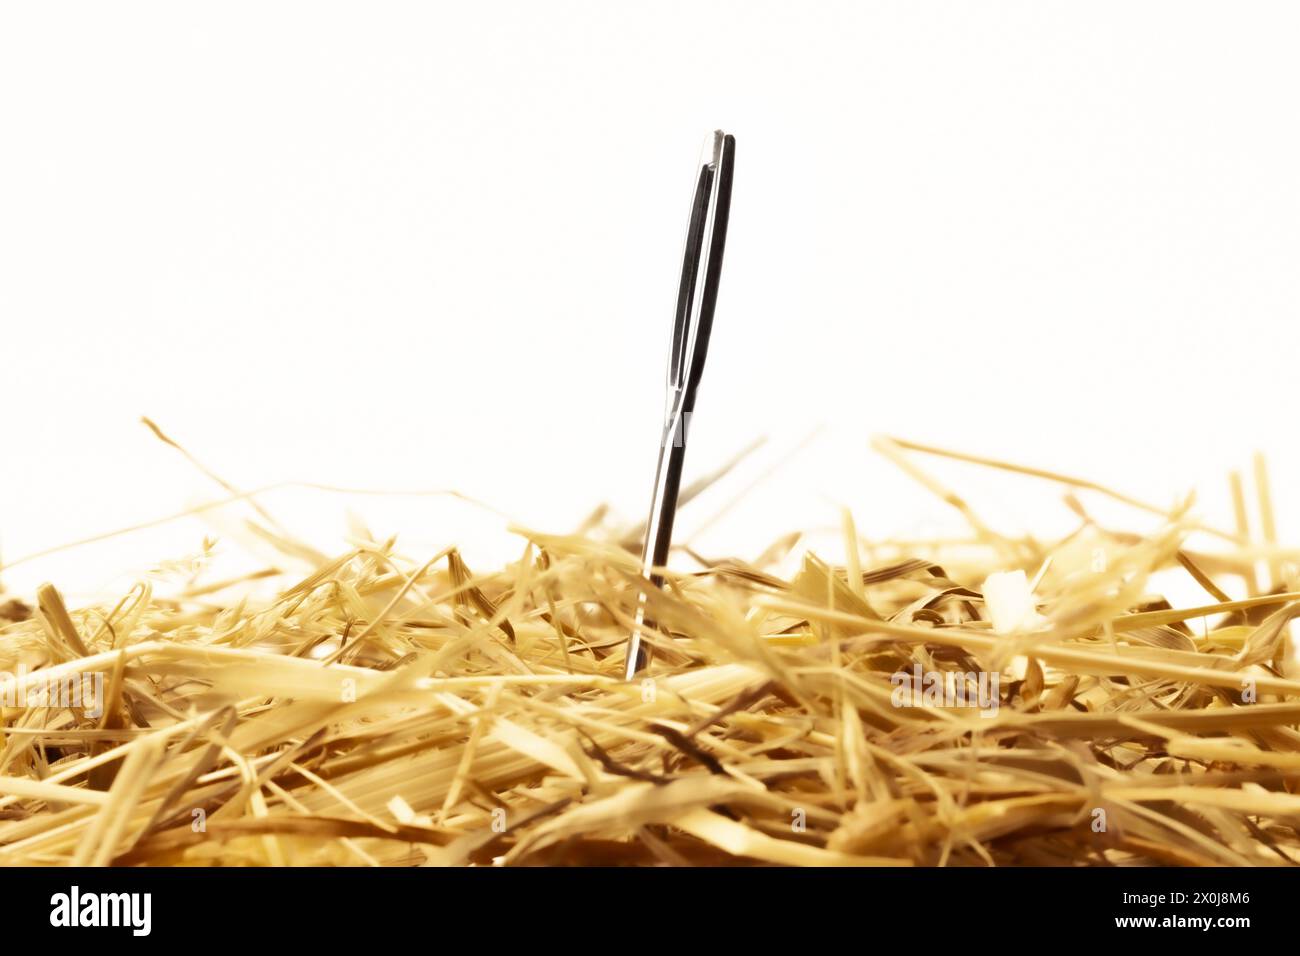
[625,130,736,680]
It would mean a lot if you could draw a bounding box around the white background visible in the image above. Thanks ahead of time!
[3,1,1299,598]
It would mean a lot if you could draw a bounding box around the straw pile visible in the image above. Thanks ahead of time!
[2,435,1300,866]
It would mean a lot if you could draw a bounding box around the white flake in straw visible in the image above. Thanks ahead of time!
[982,569,1048,635]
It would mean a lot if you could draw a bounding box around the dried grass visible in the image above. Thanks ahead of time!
[2,435,1300,866]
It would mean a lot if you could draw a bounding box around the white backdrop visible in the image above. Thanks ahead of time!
[3,1,1299,598]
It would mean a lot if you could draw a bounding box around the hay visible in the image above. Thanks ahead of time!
[2,436,1300,866]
